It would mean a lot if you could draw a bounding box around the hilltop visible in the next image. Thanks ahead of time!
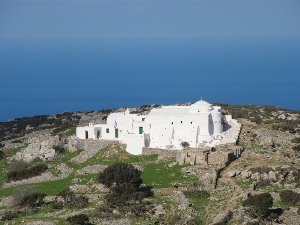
[0,103,300,225]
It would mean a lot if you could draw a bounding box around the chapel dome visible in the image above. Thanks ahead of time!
[190,99,213,110]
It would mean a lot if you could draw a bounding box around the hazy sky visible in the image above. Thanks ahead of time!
[1,0,299,38]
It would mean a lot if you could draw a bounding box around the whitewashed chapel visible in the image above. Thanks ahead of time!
[76,100,240,155]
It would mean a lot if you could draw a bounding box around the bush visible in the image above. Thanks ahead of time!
[293,145,300,152]
[11,186,45,208]
[0,150,5,160]
[54,187,89,209]
[242,193,273,217]
[279,190,300,205]
[66,214,89,225]
[291,137,300,143]
[183,184,210,199]
[8,160,29,172]
[0,210,21,221]
[180,141,190,149]
[6,163,48,182]
[69,195,89,209]
[53,145,65,154]
[11,186,35,207]
[22,192,46,207]
[256,179,271,189]
[50,200,63,210]
[31,157,43,163]
[97,162,142,190]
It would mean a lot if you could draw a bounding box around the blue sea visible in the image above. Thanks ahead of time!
[1,37,300,122]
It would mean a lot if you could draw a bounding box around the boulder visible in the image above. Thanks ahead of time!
[268,170,278,182]
[227,170,236,177]
[241,170,252,180]
[213,210,232,224]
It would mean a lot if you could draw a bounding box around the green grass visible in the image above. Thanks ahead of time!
[32,175,76,196]
[187,196,209,222]
[141,160,198,188]
[235,179,251,190]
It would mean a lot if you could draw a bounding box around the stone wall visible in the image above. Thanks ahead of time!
[142,145,244,166]
[66,137,116,152]
[142,147,178,160]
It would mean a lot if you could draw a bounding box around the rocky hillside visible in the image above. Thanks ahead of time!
[0,103,300,225]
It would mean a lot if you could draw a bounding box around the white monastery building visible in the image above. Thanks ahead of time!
[76,100,241,155]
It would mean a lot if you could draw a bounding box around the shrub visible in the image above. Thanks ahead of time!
[0,150,4,160]
[183,183,210,199]
[256,179,271,189]
[0,142,5,148]
[11,186,36,207]
[97,162,142,190]
[54,187,89,209]
[66,214,89,225]
[31,157,43,163]
[8,160,29,172]
[53,145,65,154]
[69,195,89,209]
[279,190,300,205]
[242,193,273,217]
[0,210,21,221]
[49,200,63,210]
[11,186,45,208]
[291,137,300,143]
[293,145,300,152]
[22,192,46,207]
[6,163,48,182]
[180,141,190,149]
[57,187,75,205]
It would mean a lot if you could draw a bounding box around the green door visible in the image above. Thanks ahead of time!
[115,129,118,138]
[139,127,143,134]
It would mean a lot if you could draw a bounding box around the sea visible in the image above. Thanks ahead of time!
[0,36,300,122]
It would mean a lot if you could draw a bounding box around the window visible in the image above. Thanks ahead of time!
[142,118,145,121]
[171,122,173,125]
[181,121,182,124]
[106,128,109,133]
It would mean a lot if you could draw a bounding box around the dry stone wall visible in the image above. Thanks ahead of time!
[142,144,243,166]
[69,139,116,163]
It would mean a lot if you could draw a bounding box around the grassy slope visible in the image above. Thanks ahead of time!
[0,145,201,224]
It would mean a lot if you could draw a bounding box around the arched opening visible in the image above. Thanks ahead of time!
[97,130,100,139]
[85,131,88,139]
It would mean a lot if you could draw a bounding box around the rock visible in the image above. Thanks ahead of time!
[213,210,232,224]
[241,170,252,180]
[251,172,260,181]
[227,170,236,177]
[278,114,286,119]
[153,204,166,218]
[69,184,90,193]
[268,170,278,182]
[278,207,300,225]
[249,182,256,193]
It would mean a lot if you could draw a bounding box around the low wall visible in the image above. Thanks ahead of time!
[142,145,244,166]
[67,137,117,152]
[142,147,178,159]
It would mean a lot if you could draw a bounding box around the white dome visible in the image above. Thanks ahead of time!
[190,100,213,110]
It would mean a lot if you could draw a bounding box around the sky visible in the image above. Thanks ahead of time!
[0,0,300,39]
